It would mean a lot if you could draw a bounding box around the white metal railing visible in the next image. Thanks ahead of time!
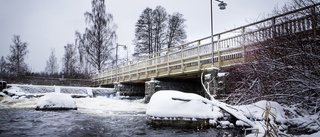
[92,3,319,85]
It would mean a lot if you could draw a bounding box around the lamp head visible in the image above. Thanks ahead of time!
[218,2,227,10]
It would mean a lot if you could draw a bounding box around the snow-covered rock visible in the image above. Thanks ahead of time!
[35,93,77,110]
[3,86,26,97]
[146,90,222,120]
[0,92,7,97]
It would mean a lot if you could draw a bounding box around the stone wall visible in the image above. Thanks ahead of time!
[115,83,145,96]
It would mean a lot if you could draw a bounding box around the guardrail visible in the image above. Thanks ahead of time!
[93,3,319,85]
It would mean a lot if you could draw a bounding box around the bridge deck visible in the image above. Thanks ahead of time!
[93,3,319,86]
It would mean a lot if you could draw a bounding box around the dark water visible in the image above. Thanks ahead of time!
[0,108,243,137]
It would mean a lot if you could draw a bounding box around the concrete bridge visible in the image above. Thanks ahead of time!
[92,3,319,101]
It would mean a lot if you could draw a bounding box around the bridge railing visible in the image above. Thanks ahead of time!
[93,3,319,85]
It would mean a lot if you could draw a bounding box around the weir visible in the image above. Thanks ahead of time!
[5,84,116,98]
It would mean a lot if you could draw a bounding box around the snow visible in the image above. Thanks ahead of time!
[217,72,227,77]
[237,100,288,123]
[299,132,320,137]
[75,97,146,116]
[0,92,7,97]
[54,86,60,93]
[35,93,77,110]
[146,90,222,119]
[3,86,26,96]
[204,67,219,73]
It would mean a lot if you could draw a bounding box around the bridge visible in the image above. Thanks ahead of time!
[93,3,319,102]
[93,3,319,87]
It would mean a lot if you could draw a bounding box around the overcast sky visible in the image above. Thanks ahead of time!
[0,0,290,72]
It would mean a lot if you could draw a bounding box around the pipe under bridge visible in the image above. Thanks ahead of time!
[93,3,319,87]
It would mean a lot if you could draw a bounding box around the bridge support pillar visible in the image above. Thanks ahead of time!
[145,78,160,103]
[114,82,145,96]
[203,69,219,99]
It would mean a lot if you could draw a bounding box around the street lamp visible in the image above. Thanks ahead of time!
[116,43,127,82]
[211,0,227,67]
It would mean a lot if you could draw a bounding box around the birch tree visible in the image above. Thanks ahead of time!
[75,0,117,71]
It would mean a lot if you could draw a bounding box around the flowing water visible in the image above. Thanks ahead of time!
[0,95,243,137]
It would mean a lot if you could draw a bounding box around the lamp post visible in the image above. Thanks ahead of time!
[116,43,127,82]
[210,0,227,67]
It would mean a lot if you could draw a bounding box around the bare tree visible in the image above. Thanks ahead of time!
[133,6,187,57]
[133,7,154,57]
[153,6,167,53]
[166,13,187,49]
[75,0,117,71]
[62,44,78,77]
[0,56,7,78]
[45,48,59,75]
[6,35,29,76]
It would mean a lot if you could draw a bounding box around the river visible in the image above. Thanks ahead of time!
[0,96,242,137]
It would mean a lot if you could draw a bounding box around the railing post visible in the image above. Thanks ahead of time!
[197,40,201,70]
[217,34,221,68]
[181,45,184,73]
[137,59,139,79]
[155,56,158,76]
[99,70,101,85]
[272,17,276,38]
[311,5,317,39]
[129,61,131,81]
[167,48,170,74]
[242,27,246,63]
